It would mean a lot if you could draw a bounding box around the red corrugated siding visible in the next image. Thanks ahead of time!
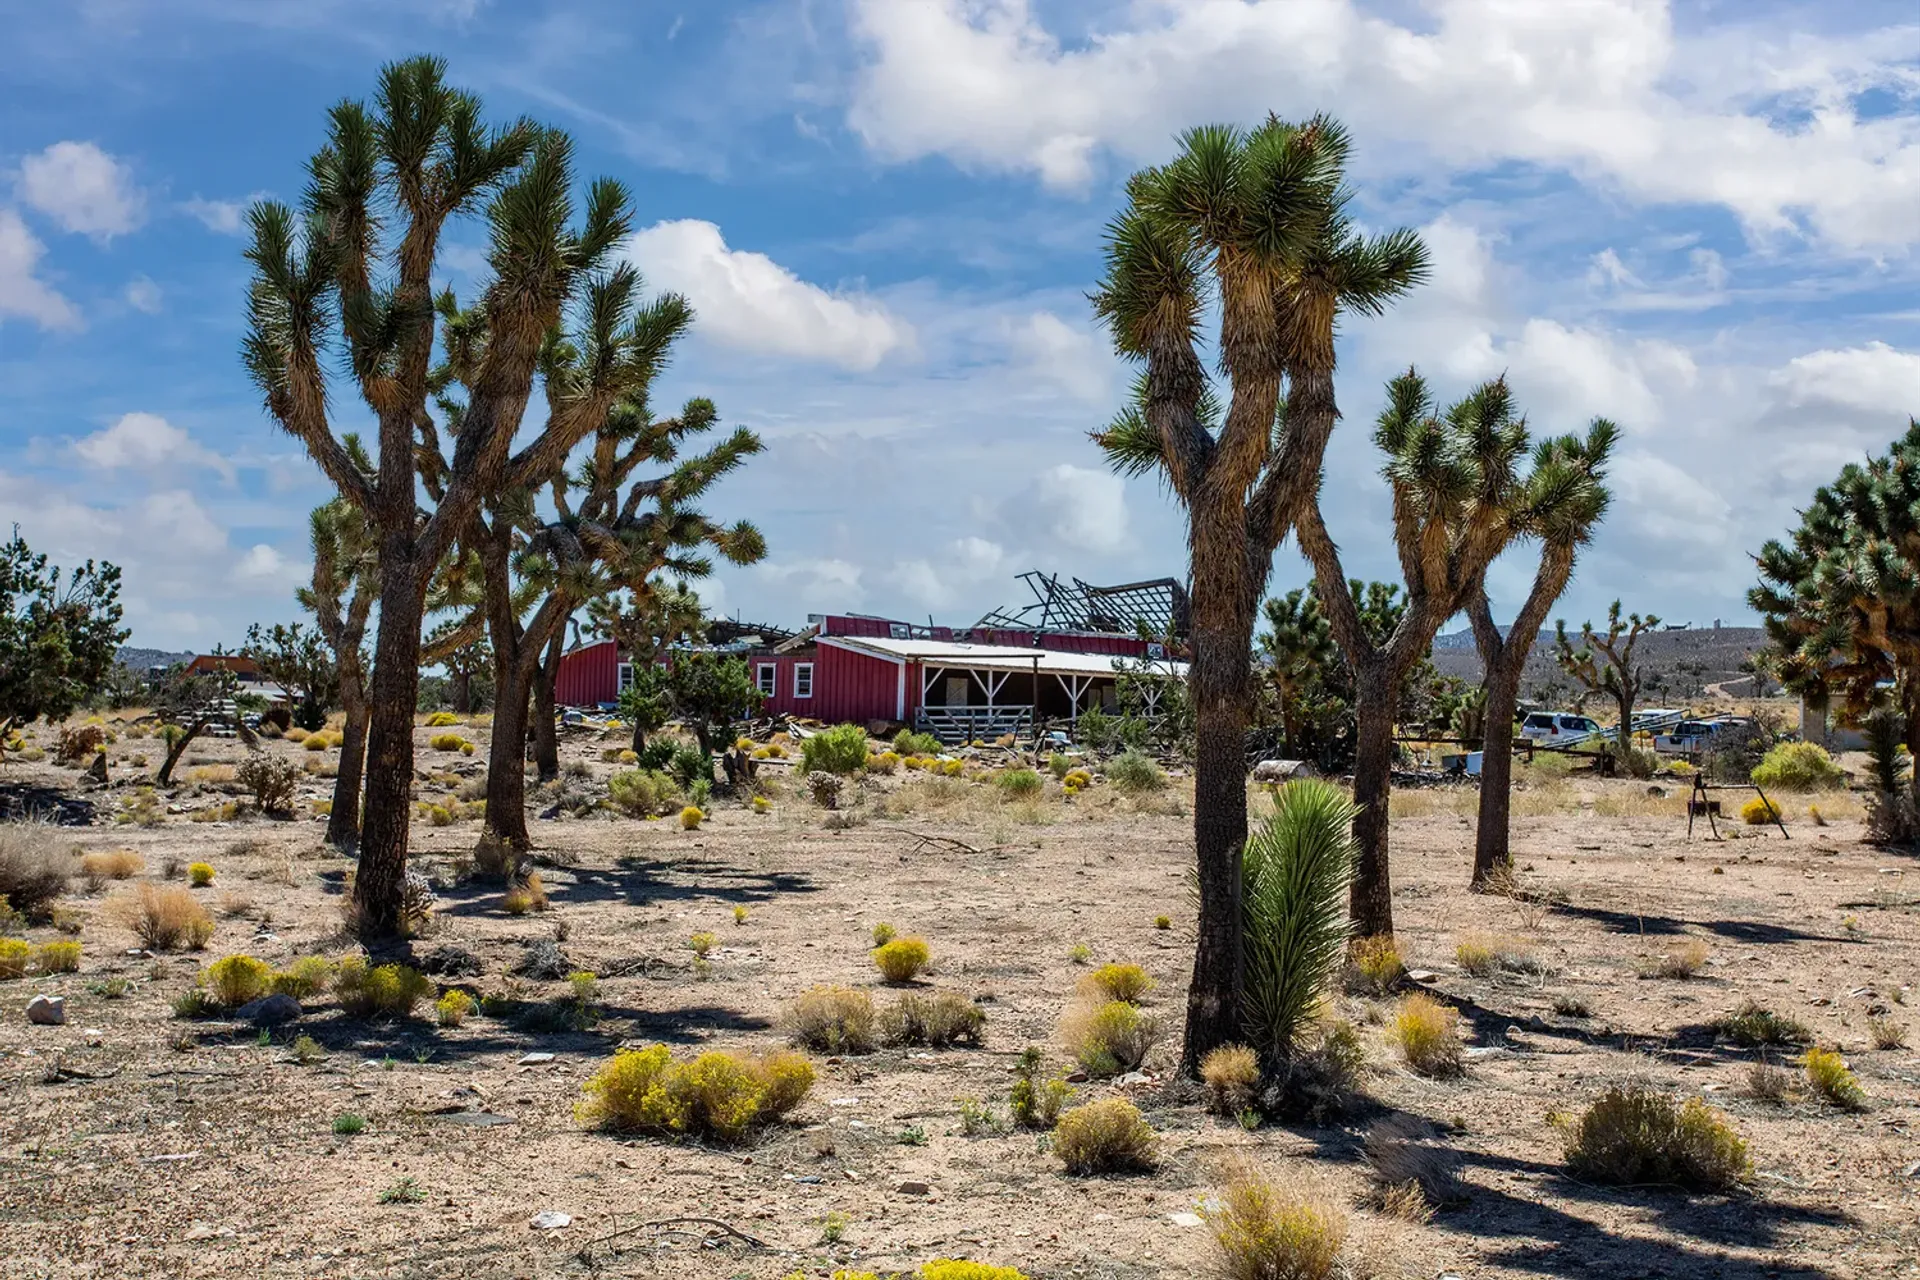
[1040,633,1147,656]
[807,642,905,723]
[555,640,621,706]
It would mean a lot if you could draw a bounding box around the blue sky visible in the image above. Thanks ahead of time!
[3,0,1918,651]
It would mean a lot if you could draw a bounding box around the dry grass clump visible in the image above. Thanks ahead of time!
[1869,1016,1908,1050]
[1455,932,1546,977]
[0,939,30,979]
[0,825,74,917]
[129,884,214,951]
[333,956,432,1020]
[1744,1059,1794,1104]
[1343,935,1404,996]
[502,872,550,915]
[1363,1116,1466,1216]
[1802,1046,1866,1110]
[1081,961,1154,1004]
[1389,994,1462,1077]
[784,985,878,1054]
[187,764,237,784]
[205,954,273,1007]
[873,936,930,983]
[33,940,81,973]
[1053,1098,1156,1174]
[881,991,985,1047]
[80,849,143,882]
[1200,1043,1261,1115]
[1063,999,1162,1076]
[1205,1158,1345,1280]
[1639,938,1709,979]
[1562,1085,1750,1191]
[1714,1001,1810,1047]
[576,1044,814,1142]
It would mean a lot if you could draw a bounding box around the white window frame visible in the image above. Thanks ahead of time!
[616,662,635,692]
[756,662,777,697]
[793,663,814,699]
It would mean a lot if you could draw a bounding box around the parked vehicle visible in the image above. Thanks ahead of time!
[1520,711,1603,745]
[1654,716,1750,753]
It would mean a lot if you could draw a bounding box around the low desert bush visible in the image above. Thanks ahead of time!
[679,805,704,830]
[271,955,333,1000]
[236,755,301,814]
[429,733,468,752]
[873,936,930,983]
[894,729,941,757]
[1802,1046,1866,1110]
[784,985,878,1054]
[575,1043,814,1142]
[1205,1159,1346,1280]
[608,768,679,817]
[1870,1016,1908,1050]
[436,988,474,1028]
[79,849,142,882]
[131,884,214,951]
[1048,752,1072,779]
[33,940,81,974]
[333,956,433,1020]
[1009,1046,1072,1129]
[0,939,30,979]
[187,862,215,887]
[800,724,870,776]
[1105,751,1165,795]
[1640,938,1709,979]
[425,711,461,727]
[864,750,900,774]
[1714,1001,1810,1047]
[995,768,1044,800]
[1064,999,1162,1076]
[1562,1085,1750,1190]
[1343,935,1404,996]
[870,921,897,947]
[1390,994,1462,1076]
[689,930,717,959]
[1363,1115,1466,1213]
[881,991,985,1047]
[1082,962,1154,1004]
[55,723,106,763]
[1455,933,1546,977]
[1740,795,1781,825]
[171,987,218,1019]
[1751,741,1847,792]
[301,735,329,752]
[0,826,74,917]
[1745,1059,1793,1103]
[1053,1098,1156,1174]
[205,954,273,1007]
[1200,1043,1261,1115]
[502,872,550,915]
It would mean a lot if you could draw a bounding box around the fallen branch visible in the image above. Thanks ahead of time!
[879,825,981,856]
[578,1215,770,1254]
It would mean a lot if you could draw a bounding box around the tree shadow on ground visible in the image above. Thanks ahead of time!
[1548,901,1847,945]
[558,856,819,910]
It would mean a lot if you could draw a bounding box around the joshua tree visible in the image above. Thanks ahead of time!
[1298,373,1577,937]
[1259,588,1338,758]
[1467,421,1614,887]
[1752,419,1920,802]
[1090,115,1428,1072]
[1553,601,1658,752]
[429,284,768,850]
[299,494,377,850]
[244,57,645,933]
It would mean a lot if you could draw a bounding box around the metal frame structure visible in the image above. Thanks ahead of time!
[975,570,1191,639]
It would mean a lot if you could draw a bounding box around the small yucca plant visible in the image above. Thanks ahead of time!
[1240,780,1359,1065]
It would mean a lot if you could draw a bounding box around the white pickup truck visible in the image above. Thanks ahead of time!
[1519,711,1603,745]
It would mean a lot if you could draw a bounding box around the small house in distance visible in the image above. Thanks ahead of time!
[554,572,1190,744]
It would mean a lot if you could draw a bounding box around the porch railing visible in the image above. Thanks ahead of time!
[914,705,1033,745]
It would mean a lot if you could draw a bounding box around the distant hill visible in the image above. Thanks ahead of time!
[1429,625,1771,703]
[115,646,194,673]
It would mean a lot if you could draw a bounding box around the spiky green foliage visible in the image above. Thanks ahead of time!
[0,530,128,726]
[1239,780,1359,1065]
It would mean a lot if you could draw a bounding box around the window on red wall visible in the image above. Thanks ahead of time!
[756,663,776,696]
[794,663,813,698]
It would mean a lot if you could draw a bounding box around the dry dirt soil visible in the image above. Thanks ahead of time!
[0,718,1915,1280]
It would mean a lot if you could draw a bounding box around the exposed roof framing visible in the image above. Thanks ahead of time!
[975,570,1191,639]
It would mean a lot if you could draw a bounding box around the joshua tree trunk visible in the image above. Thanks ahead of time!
[451,671,472,716]
[355,560,428,933]
[485,654,533,850]
[1800,689,1829,748]
[1348,662,1397,938]
[1178,499,1256,1075]
[327,674,369,851]
[532,630,563,782]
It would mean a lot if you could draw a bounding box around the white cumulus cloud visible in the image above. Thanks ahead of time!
[124,275,162,313]
[624,219,914,371]
[1772,342,1920,418]
[17,141,145,238]
[74,412,236,483]
[0,208,81,330]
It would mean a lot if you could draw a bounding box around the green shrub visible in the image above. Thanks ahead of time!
[428,732,468,752]
[801,724,870,775]
[435,989,474,1028]
[667,746,711,789]
[1106,751,1165,795]
[1053,1098,1156,1174]
[608,768,679,816]
[1563,1085,1750,1190]
[576,1044,814,1142]
[894,729,941,757]
[995,768,1044,800]
[873,936,930,983]
[205,954,273,1007]
[187,862,215,887]
[1802,1046,1866,1110]
[1009,1046,1071,1129]
[1083,962,1154,1004]
[1714,1001,1810,1047]
[1065,999,1161,1076]
[1344,935,1404,995]
[1751,741,1847,791]
[1047,753,1072,779]
[333,956,432,1020]
[1205,1159,1346,1280]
